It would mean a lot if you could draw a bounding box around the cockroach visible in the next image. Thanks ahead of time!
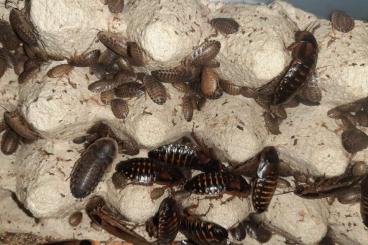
[272,28,318,105]
[296,81,322,106]
[355,110,368,127]
[330,10,354,33]
[114,82,145,99]
[294,174,363,199]
[4,110,40,141]
[98,48,119,66]
[252,146,280,213]
[179,215,228,245]
[70,137,117,198]
[172,81,190,93]
[86,196,151,244]
[13,53,27,75]
[187,40,221,66]
[351,161,368,177]
[100,90,115,105]
[1,129,20,155]
[210,18,240,35]
[182,95,194,122]
[68,211,83,227]
[114,158,185,187]
[184,171,250,197]
[112,171,127,189]
[110,98,129,119]
[151,66,189,83]
[0,121,7,133]
[88,77,121,93]
[327,97,368,119]
[336,185,361,204]
[341,127,368,154]
[117,134,140,156]
[230,214,272,243]
[263,111,281,135]
[9,8,39,46]
[201,67,219,98]
[240,86,257,98]
[18,60,41,84]
[146,197,180,245]
[107,0,124,14]
[127,41,145,66]
[68,49,101,67]
[360,176,368,227]
[0,19,21,50]
[97,31,128,57]
[229,222,246,241]
[47,64,73,78]
[143,75,167,105]
[219,79,242,95]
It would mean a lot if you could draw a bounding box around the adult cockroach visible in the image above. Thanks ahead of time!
[143,74,167,105]
[210,18,240,35]
[252,146,280,213]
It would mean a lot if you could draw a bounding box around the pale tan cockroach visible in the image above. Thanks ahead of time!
[114,82,145,99]
[3,110,40,141]
[188,40,221,66]
[127,41,145,66]
[182,95,194,122]
[219,79,242,95]
[331,10,354,33]
[98,48,119,66]
[210,18,240,35]
[110,98,129,119]
[9,8,39,46]
[201,67,219,98]
[100,90,115,105]
[1,129,20,155]
[143,75,167,105]
[18,59,41,84]
[68,211,83,227]
[47,64,73,78]
[0,19,21,50]
[68,49,101,67]
[172,81,190,93]
[107,0,124,13]
[97,31,128,57]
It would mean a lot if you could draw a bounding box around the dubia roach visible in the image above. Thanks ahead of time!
[70,137,117,198]
[110,98,129,119]
[47,64,73,78]
[201,67,220,98]
[143,75,167,105]
[97,31,128,57]
[127,41,145,66]
[182,95,194,122]
[68,211,83,227]
[330,10,355,33]
[187,40,221,66]
[1,129,20,155]
[360,176,368,227]
[151,66,189,83]
[68,49,101,67]
[9,8,39,46]
[0,19,21,50]
[146,197,180,245]
[252,146,280,213]
[114,82,145,99]
[4,110,40,141]
[210,18,240,35]
[341,127,368,154]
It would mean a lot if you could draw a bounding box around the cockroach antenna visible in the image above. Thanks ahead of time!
[274,190,295,196]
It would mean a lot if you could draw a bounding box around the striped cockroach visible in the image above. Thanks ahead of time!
[330,10,354,33]
[184,171,250,197]
[182,95,194,122]
[151,66,190,83]
[3,110,40,141]
[68,211,83,227]
[97,31,128,57]
[146,197,180,245]
[172,81,190,93]
[86,196,151,244]
[114,82,145,99]
[110,98,129,119]
[70,137,117,198]
[1,129,20,155]
[9,8,39,46]
[47,64,73,78]
[127,41,145,66]
[252,146,280,213]
[360,176,368,227]
[201,67,220,98]
[116,133,140,156]
[210,18,240,35]
[88,77,121,93]
[186,40,221,66]
[179,215,229,245]
[68,49,101,67]
[100,90,115,105]
[113,158,185,187]
[0,19,21,50]
[98,48,119,66]
[219,79,242,96]
[106,0,124,14]
[143,74,167,105]
[294,174,363,199]
[272,24,319,106]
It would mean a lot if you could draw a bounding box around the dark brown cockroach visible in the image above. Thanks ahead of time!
[112,171,127,189]
[114,82,145,99]
[210,18,240,35]
[107,0,124,14]
[361,176,368,227]
[0,19,21,50]
[114,158,185,187]
[1,129,20,155]
[68,211,83,227]
[13,53,28,75]
[4,110,40,141]
[182,95,194,122]
[330,10,354,33]
[116,133,140,156]
[351,161,368,177]
[127,41,145,66]
[201,67,220,98]
[70,137,117,198]
[67,49,101,67]
[18,59,42,84]
[179,215,228,245]
[272,29,318,105]
[263,111,281,135]
[98,48,119,66]
[252,146,280,213]
[97,31,128,57]
[88,77,121,93]
[355,110,368,127]
[100,90,115,105]
[172,81,190,93]
[143,75,167,105]
[341,127,368,154]
[327,97,368,119]
[146,197,180,245]
[240,86,257,98]
[9,8,39,46]
[47,64,73,78]
[230,214,272,243]
[184,171,250,197]
[219,79,242,95]
[187,40,221,66]
[294,174,363,199]
[151,66,189,83]
[336,185,361,204]
[296,81,322,106]
[110,98,129,119]
[86,196,151,244]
